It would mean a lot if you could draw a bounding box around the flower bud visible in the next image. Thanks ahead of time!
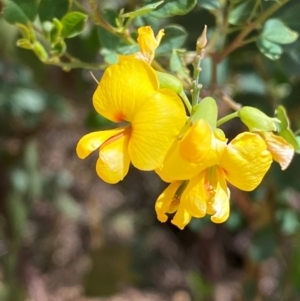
[16,39,32,50]
[33,42,49,62]
[196,25,207,53]
[238,106,278,132]
[156,71,183,94]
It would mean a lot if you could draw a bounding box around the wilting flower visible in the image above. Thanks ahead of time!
[257,131,294,170]
[135,26,164,63]
[76,27,186,184]
[155,120,273,229]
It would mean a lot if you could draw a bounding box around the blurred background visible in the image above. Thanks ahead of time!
[0,0,300,300]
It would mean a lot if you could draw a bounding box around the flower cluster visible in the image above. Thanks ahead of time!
[77,26,296,229]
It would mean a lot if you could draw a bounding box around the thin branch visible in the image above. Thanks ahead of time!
[214,0,290,63]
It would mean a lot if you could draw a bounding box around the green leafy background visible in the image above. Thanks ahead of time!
[1,0,300,300]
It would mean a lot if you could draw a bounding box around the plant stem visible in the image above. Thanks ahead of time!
[217,111,239,127]
[73,0,90,15]
[45,58,105,71]
[87,0,135,44]
[179,91,192,113]
[191,54,203,107]
[215,0,290,63]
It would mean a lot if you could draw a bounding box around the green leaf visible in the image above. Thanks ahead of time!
[262,18,299,45]
[121,1,164,18]
[100,48,118,64]
[190,96,218,129]
[256,37,282,60]
[197,0,221,10]
[16,39,32,49]
[156,25,187,55]
[281,3,300,32]
[142,0,197,18]
[228,0,255,25]
[32,41,49,62]
[2,0,39,24]
[39,0,70,22]
[50,18,63,44]
[51,40,66,56]
[61,12,88,38]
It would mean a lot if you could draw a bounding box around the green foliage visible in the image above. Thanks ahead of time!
[1,0,300,300]
[97,9,123,50]
[197,0,221,11]
[142,0,197,18]
[262,19,298,44]
[229,0,255,25]
[2,0,39,23]
[121,1,164,18]
[156,25,188,55]
[39,0,71,22]
[257,18,299,60]
[61,12,88,38]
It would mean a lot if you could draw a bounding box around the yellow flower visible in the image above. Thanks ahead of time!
[155,120,273,229]
[76,28,186,184]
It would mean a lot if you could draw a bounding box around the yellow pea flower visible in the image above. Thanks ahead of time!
[155,120,273,229]
[76,27,186,184]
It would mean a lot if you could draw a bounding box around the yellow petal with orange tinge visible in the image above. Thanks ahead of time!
[171,207,192,230]
[136,26,164,64]
[96,132,130,184]
[180,173,207,218]
[220,132,272,191]
[206,167,230,223]
[93,57,159,123]
[129,88,186,171]
[155,181,182,223]
[179,119,212,163]
[259,132,294,170]
[76,128,125,159]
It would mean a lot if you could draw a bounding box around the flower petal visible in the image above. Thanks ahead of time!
[136,26,164,64]
[156,140,201,182]
[93,57,159,122]
[180,173,207,218]
[179,119,212,163]
[155,181,182,223]
[96,131,130,184]
[76,128,125,159]
[156,128,227,182]
[129,88,186,170]
[171,207,192,230]
[206,167,230,223]
[259,132,294,170]
[220,132,272,191]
